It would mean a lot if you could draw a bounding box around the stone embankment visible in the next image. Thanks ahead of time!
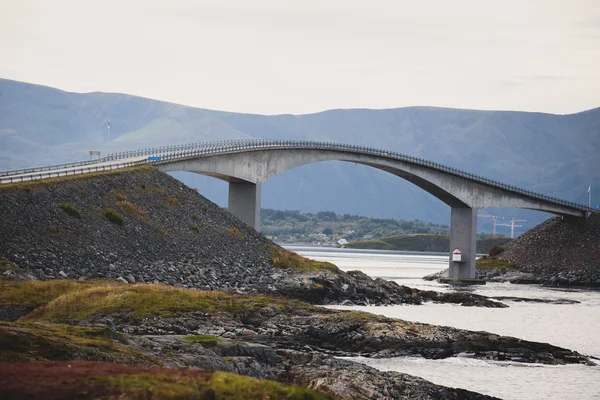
[495,215,600,286]
[0,166,500,307]
[425,215,600,287]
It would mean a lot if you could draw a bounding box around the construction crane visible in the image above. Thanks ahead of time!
[497,218,526,238]
[479,214,504,236]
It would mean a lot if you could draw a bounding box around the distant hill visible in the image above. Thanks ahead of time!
[1,78,598,229]
[260,209,449,243]
[346,234,511,253]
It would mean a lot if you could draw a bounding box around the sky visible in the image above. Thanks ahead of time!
[1,0,599,115]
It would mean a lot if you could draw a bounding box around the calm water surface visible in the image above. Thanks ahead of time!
[287,246,600,400]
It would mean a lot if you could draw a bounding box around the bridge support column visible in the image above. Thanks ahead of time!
[448,207,477,279]
[228,182,261,231]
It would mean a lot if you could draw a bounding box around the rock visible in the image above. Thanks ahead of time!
[116,276,128,284]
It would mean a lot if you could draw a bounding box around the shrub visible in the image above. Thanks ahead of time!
[192,214,199,221]
[488,245,505,257]
[104,208,124,226]
[57,203,81,219]
[167,197,180,207]
[191,225,200,233]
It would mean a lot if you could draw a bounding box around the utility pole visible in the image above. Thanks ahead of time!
[589,184,592,208]
[107,119,111,141]
[479,214,503,236]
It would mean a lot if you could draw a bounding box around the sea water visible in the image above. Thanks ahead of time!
[287,246,600,400]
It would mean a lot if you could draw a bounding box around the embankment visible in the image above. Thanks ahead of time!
[0,166,498,307]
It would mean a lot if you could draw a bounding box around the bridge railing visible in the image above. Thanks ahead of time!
[0,159,149,184]
[0,138,593,212]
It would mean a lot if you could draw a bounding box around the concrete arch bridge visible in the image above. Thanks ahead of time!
[1,139,595,280]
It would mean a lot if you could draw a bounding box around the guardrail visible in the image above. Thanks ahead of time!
[0,159,149,184]
[0,139,594,213]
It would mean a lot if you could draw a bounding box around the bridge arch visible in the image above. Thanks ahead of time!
[152,140,591,281]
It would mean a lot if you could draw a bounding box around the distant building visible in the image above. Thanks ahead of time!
[363,234,373,239]
[338,238,348,245]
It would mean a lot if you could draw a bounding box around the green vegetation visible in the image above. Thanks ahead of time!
[478,237,512,254]
[183,335,220,347]
[82,370,329,400]
[153,224,170,236]
[227,226,245,240]
[167,196,180,207]
[20,282,318,323]
[261,209,449,243]
[347,234,449,252]
[192,214,199,221]
[0,280,120,309]
[476,255,517,271]
[190,225,200,233]
[268,245,340,273]
[0,322,151,363]
[115,200,148,221]
[488,244,505,257]
[109,189,128,202]
[57,202,81,219]
[104,207,125,226]
[348,234,512,253]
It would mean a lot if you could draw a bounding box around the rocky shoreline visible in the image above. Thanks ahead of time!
[2,280,596,399]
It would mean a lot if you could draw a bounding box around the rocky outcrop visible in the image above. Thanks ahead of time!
[498,215,600,286]
[424,215,600,287]
[0,166,502,307]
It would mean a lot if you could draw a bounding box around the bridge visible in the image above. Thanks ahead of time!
[1,139,595,280]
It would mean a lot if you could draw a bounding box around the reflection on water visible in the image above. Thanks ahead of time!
[286,245,600,400]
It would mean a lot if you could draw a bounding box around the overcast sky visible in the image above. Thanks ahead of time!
[1,0,599,115]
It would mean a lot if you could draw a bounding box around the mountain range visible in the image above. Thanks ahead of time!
[1,78,598,232]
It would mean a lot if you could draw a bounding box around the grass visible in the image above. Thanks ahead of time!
[109,190,128,202]
[81,370,329,400]
[227,226,245,240]
[153,224,170,236]
[116,200,149,221]
[183,335,220,347]
[57,202,81,219]
[167,197,180,207]
[20,282,318,323]
[0,280,120,309]
[104,207,125,226]
[476,255,517,271]
[190,225,200,234]
[267,245,340,273]
[0,321,152,363]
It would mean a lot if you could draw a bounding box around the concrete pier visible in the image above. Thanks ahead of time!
[228,182,261,231]
[449,207,477,279]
